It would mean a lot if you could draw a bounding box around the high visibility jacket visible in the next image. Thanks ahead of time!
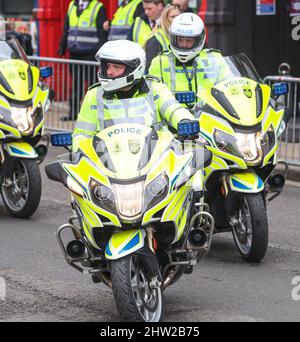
[109,0,142,40]
[152,28,170,51]
[148,49,225,108]
[72,77,194,151]
[132,17,153,46]
[67,0,103,53]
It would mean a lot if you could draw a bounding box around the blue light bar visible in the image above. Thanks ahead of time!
[272,82,288,96]
[40,66,53,79]
[175,91,196,104]
[178,120,200,138]
[51,133,72,147]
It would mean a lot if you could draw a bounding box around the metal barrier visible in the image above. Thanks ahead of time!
[28,56,98,131]
[264,75,300,166]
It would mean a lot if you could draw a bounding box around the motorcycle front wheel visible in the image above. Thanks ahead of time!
[111,254,163,322]
[232,193,268,263]
[1,159,42,218]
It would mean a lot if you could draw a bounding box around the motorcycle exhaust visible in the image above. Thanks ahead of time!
[188,228,207,248]
[66,240,86,259]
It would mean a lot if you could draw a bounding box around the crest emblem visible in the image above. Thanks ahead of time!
[18,71,26,80]
[128,139,140,155]
[243,87,252,98]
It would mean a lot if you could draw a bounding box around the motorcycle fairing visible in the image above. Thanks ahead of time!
[4,141,38,158]
[228,172,264,193]
[105,229,145,260]
[0,59,39,102]
[197,77,271,127]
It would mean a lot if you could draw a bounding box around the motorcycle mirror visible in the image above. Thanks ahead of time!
[40,66,53,79]
[272,82,288,97]
[45,161,67,185]
[51,132,72,148]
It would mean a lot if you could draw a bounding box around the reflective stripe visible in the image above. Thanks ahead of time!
[168,54,177,93]
[134,18,143,43]
[75,121,97,131]
[104,117,145,128]
[90,2,102,26]
[68,2,75,16]
[169,107,181,127]
[125,0,141,25]
[97,87,105,129]
[69,27,97,32]
[145,80,158,120]
[68,36,99,43]
[156,30,169,51]
[159,98,179,116]
[108,26,130,40]
[73,133,94,139]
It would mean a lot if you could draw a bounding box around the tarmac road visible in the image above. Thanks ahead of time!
[0,147,299,322]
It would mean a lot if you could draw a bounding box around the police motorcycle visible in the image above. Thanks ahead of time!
[0,39,52,218]
[45,111,214,322]
[191,52,290,263]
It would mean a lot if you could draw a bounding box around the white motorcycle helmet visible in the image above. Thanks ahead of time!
[95,40,146,92]
[170,13,206,63]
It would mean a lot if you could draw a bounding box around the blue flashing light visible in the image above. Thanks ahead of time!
[51,133,72,147]
[40,66,53,79]
[175,91,196,104]
[272,82,288,96]
[178,120,200,138]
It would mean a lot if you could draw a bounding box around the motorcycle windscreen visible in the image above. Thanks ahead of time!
[195,52,271,127]
[92,97,170,180]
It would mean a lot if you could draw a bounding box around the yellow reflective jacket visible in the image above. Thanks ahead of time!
[72,77,194,151]
[148,49,226,108]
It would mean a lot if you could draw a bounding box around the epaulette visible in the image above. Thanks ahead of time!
[88,82,101,91]
[145,75,161,82]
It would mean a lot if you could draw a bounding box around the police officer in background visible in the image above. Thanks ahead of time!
[127,0,165,47]
[107,0,144,41]
[58,0,108,121]
[148,13,224,109]
[72,40,194,151]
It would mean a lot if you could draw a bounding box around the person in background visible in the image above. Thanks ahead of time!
[148,13,224,109]
[127,0,165,47]
[171,0,194,13]
[145,4,180,72]
[58,0,108,121]
[106,0,144,40]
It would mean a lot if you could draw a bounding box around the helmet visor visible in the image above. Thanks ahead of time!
[98,58,141,80]
[171,31,205,52]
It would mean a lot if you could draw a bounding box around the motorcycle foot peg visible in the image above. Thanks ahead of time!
[184,265,194,274]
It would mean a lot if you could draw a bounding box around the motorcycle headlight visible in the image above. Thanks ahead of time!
[11,104,42,135]
[90,179,116,214]
[236,132,263,164]
[144,173,169,210]
[214,130,241,157]
[113,181,144,218]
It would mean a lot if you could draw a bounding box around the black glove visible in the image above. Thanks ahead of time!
[57,47,65,57]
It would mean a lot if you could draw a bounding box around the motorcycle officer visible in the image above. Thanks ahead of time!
[148,13,225,109]
[72,39,195,151]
